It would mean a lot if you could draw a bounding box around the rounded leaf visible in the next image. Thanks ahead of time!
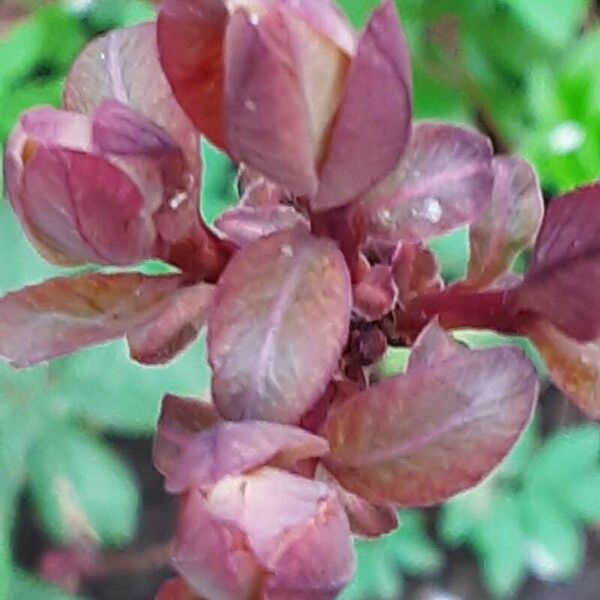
[209,230,352,423]
[362,122,494,242]
[323,323,538,506]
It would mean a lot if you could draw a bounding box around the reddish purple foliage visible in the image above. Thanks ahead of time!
[1,0,599,598]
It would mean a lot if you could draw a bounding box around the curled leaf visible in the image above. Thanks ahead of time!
[323,322,538,506]
[316,464,398,539]
[509,183,600,342]
[313,0,412,211]
[209,229,352,424]
[0,273,181,368]
[128,283,215,365]
[525,320,600,420]
[173,468,354,600]
[362,122,494,242]
[160,420,329,493]
[467,156,544,289]
[153,395,220,480]
[215,205,309,247]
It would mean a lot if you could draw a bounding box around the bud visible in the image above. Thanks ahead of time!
[159,0,412,210]
[173,468,355,600]
[3,101,189,266]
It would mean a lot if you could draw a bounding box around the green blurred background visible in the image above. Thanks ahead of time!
[0,1,599,599]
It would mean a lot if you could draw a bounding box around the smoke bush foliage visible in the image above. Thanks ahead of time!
[1,0,600,598]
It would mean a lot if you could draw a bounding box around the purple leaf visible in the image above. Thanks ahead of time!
[64,23,199,180]
[173,468,354,600]
[215,205,309,247]
[323,322,538,506]
[524,320,600,421]
[158,0,229,149]
[406,318,467,371]
[19,145,156,266]
[127,283,215,365]
[0,273,182,368]
[313,0,412,211]
[63,23,228,278]
[153,395,220,482]
[224,10,318,196]
[466,156,544,289]
[509,183,600,342]
[208,229,352,424]
[159,419,329,493]
[361,122,494,242]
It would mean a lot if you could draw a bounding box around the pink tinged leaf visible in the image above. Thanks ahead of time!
[157,0,228,149]
[202,468,354,599]
[524,320,600,421]
[466,156,544,290]
[22,146,155,266]
[153,395,221,482]
[4,108,94,265]
[208,230,352,424]
[64,23,200,179]
[127,283,215,365]
[161,420,329,493]
[313,0,412,211]
[215,205,309,247]
[0,273,182,368]
[391,242,443,307]
[315,464,398,539]
[362,122,494,242]
[173,490,262,600]
[155,578,202,600]
[406,318,467,372]
[353,265,398,321]
[323,321,538,506]
[92,100,182,161]
[509,183,600,342]
[224,9,319,197]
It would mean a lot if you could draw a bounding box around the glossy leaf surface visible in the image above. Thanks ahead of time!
[362,122,494,242]
[209,230,351,423]
[0,273,180,367]
[467,156,543,289]
[324,322,538,506]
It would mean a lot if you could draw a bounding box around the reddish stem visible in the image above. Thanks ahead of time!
[407,288,516,335]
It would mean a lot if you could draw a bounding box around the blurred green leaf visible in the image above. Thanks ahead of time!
[342,511,441,600]
[8,569,89,600]
[526,425,600,488]
[427,227,469,282]
[560,472,600,524]
[86,0,156,30]
[52,337,211,436]
[504,0,588,47]
[0,5,83,92]
[200,139,239,225]
[472,491,527,598]
[393,511,443,576]
[375,346,410,379]
[335,0,381,27]
[27,423,140,546]
[521,490,584,581]
[0,76,63,140]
